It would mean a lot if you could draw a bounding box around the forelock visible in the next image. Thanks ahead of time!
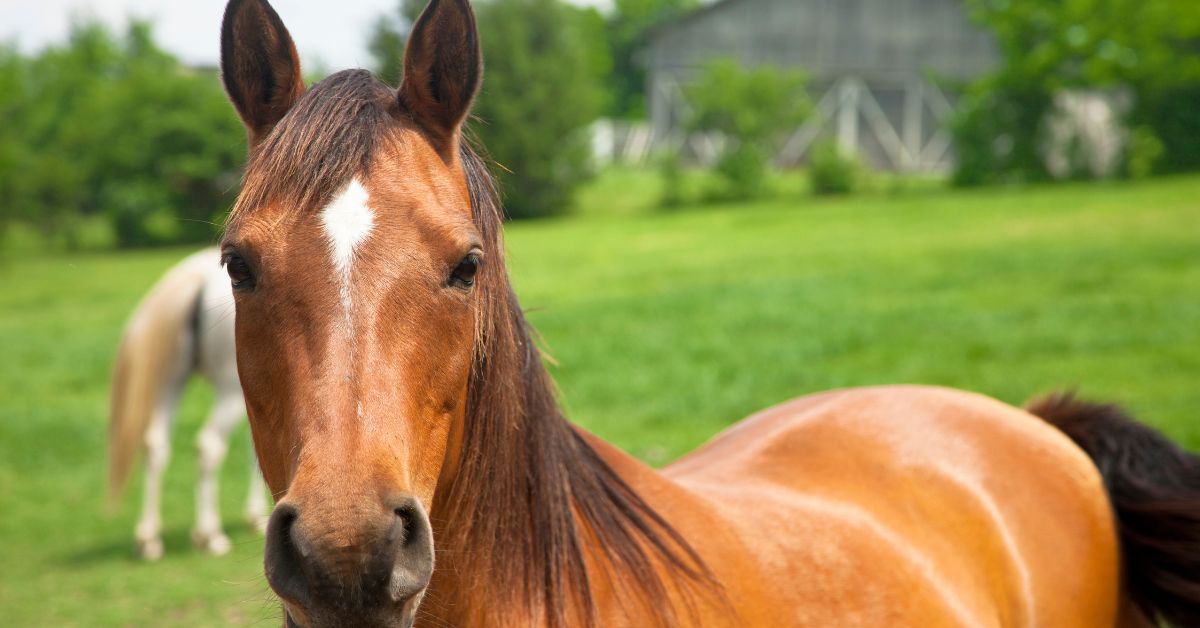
[230,69,396,223]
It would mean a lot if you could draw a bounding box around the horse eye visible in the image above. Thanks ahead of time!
[224,253,255,290]
[449,253,481,289]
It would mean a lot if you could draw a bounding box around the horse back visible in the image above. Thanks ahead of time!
[664,385,1121,627]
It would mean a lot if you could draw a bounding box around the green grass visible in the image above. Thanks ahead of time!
[2,172,1198,625]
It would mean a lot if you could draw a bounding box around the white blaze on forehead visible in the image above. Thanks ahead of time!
[320,178,374,314]
[321,178,374,273]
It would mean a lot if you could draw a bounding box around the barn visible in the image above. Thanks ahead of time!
[640,0,1001,171]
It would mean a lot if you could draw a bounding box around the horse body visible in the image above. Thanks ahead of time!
[625,385,1119,626]
[108,247,268,559]
[214,0,1199,625]
[417,389,1128,628]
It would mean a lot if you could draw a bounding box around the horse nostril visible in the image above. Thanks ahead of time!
[394,506,416,545]
[264,503,310,607]
[386,496,434,603]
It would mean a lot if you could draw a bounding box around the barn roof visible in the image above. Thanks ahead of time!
[643,0,999,82]
[642,0,743,39]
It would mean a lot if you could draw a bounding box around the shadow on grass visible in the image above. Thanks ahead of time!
[57,522,263,567]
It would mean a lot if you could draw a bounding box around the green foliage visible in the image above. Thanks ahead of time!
[657,151,685,208]
[809,142,860,196]
[0,47,25,239]
[0,20,244,249]
[684,59,809,201]
[708,144,769,201]
[1130,82,1200,173]
[951,83,1053,186]
[955,0,1200,185]
[367,0,425,86]
[605,0,698,118]
[1125,126,1164,180]
[470,0,611,219]
[686,60,809,146]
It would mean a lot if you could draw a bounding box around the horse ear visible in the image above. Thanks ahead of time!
[220,0,305,147]
[398,0,482,155]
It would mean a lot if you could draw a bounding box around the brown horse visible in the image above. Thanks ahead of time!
[217,1,1200,626]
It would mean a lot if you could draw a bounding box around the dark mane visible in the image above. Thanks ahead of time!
[229,70,717,625]
[437,144,718,626]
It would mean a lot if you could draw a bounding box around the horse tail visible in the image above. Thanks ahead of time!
[108,249,218,499]
[1027,392,1200,627]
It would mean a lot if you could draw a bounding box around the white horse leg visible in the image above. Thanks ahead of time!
[135,404,174,561]
[191,393,243,556]
[245,451,270,535]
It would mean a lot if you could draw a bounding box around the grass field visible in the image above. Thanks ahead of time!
[2,171,1198,625]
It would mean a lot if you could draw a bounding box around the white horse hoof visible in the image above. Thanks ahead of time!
[138,537,164,561]
[250,515,270,536]
[193,530,233,556]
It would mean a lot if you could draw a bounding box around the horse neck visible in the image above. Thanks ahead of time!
[411,197,726,621]
[426,424,708,627]
[421,291,720,625]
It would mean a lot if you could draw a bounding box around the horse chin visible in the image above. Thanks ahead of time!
[282,601,310,628]
[397,588,426,628]
[281,591,425,628]
[284,612,415,628]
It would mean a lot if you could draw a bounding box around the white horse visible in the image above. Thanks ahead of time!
[109,248,269,560]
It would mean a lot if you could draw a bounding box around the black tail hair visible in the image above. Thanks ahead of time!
[1028,392,1200,627]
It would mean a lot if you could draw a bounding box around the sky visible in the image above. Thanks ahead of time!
[2,0,610,70]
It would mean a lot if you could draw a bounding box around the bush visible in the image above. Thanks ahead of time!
[951,80,1053,187]
[0,20,244,249]
[470,0,611,219]
[605,0,699,118]
[1131,83,1200,174]
[657,152,685,208]
[708,144,769,201]
[367,0,423,86]
[955,0,1200,184]
[1125,126,1164,180]
[684,59,810,202]
[808,142,859,195]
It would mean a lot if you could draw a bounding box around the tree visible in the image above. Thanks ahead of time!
[953,0,1200,185]
[685,59,810,200]
[0,19,245,248]
[0,45,29,239]
[367,0,425,86]
[605,0,698,118]
[94,23,245,245]
[470,0,611,218]
[369,0,610,219]
[1121,0,1200,172]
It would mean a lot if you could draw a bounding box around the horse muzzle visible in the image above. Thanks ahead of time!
[264,494,434,627]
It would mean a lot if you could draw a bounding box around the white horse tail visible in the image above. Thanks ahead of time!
[109,248,222,498]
